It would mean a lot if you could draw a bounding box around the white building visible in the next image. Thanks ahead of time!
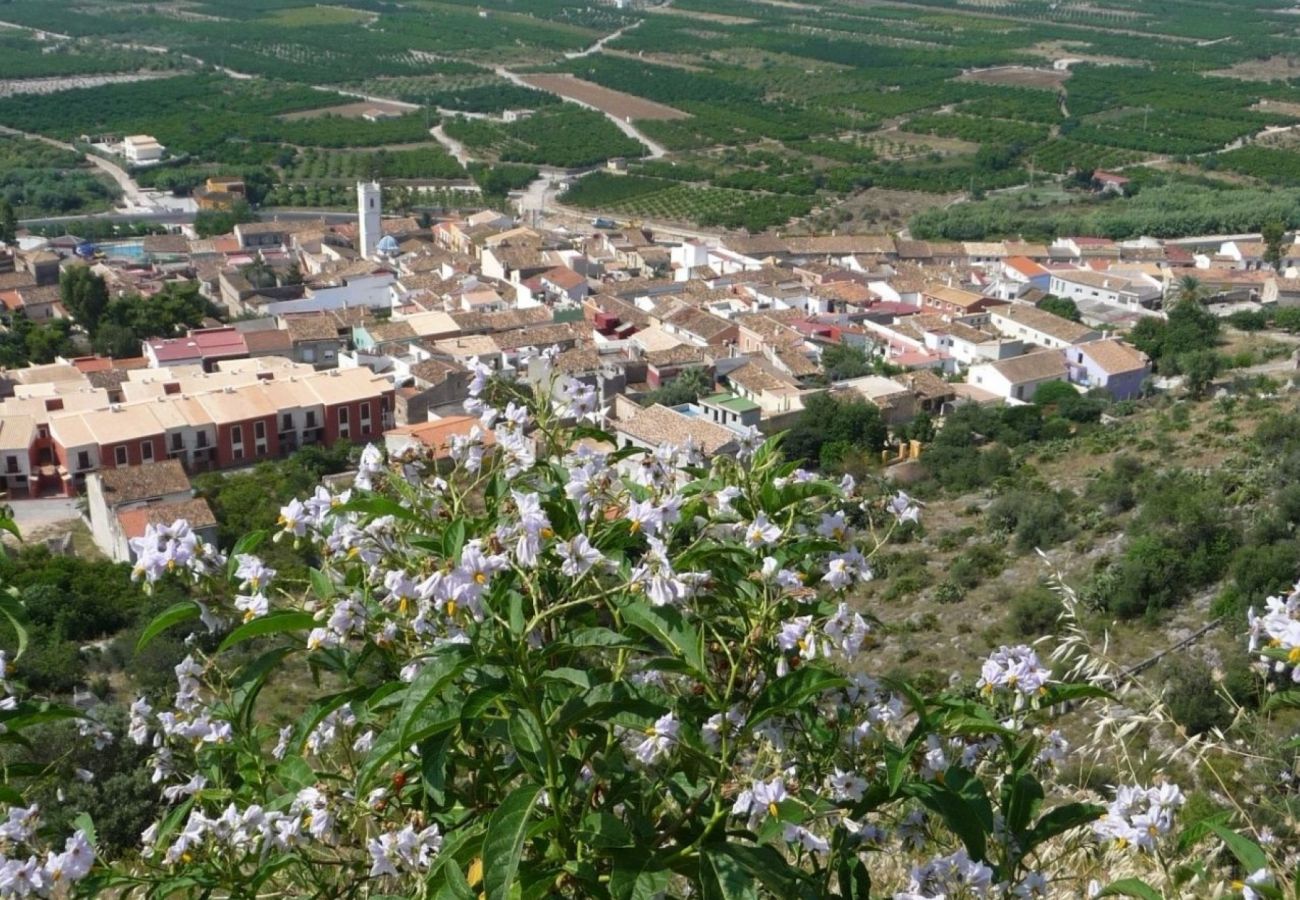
[966,350,1068,403]
[123,135,164,164]
[358,181,382,260]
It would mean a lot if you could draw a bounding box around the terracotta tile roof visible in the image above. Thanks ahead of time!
[243,329,292,353]
[387,415,496,458]
[409,357,465,386]
[1078,338,1148,375]
[96,459,191,504]
[991,304,1097,344]
[117,498,216,539]
[985,350,1067,384]
[283,313,340,343]
[615,404,737,456]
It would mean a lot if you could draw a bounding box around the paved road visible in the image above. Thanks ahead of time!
[4,498,81,539]
[19,207,361,228]
[491,64,668,159]
[430,124,473,168]
[0,124,143,204]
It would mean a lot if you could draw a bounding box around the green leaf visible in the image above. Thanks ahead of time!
[72,813,97,849]
[1094,878,1163,899]
[748,666,847,728]
[218,610,315,654]
[443,519,467,562]
[482,783,543,900]
[608,851,670,900]
[1176,812,1230,854]
[1208,823,1267,874]
[700,848,758,900]
[1004,773,1045,837]
[308,567,336,601]
[0,592,27,659]
[1029,802,1105,849]
[619,602,707,678]
[905,779,988,862]
[136,602,198,653]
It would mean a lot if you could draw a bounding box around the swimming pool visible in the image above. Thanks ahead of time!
[98,241,146,260]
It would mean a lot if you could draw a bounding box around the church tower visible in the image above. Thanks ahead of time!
[358,181,381,259]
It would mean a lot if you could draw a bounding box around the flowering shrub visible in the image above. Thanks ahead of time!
[0,371,1294,898]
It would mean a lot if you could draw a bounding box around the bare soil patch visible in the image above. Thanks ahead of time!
[645,5,756,24]
[279,99,414,121]
[517,74,688,121]
[1212,55,1300,82]
[1024,40,1136,67]
[1254,99,1300,118]
[958,66,1068,90]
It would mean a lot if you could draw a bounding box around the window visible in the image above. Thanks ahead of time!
[4,456,17,474]
[196,431,208,449]
[255,421,266,441]
[77,451,89,471]
[360,402,372,432]
[115,446,128,466]
[337,406,350,439]
[282,414,293,431]
[141,441,154,462]
[231,425,243,448]
[37,425,48,439]
[172,433,184,451]
[306,411,317,428]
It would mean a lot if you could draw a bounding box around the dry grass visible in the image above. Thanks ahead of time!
[279,100,415,121]
[957,66,1069,90]
[1212,54,1300,82]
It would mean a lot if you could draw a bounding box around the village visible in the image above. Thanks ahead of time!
[0,175,1295,563]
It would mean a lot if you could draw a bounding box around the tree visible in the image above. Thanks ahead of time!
[93,322,141,359]
[284,259,304,286]
[1275,306,1300,333]
[1035,294,1081,322]
[1171,274,1206,309]
[1179,349,1222,398]
[821,343,872,381]
[784,392,887,466]
[60,265,109,331]
[0,197,16,244]
[194,199,256,239]
[1262,218,1286,271]
[640,367,713,408]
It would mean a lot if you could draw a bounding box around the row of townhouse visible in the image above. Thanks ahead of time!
[0,362,393,498]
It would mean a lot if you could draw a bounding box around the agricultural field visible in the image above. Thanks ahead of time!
[2,0,1300,232]
[515,75,688,121]
[0,134,119,217]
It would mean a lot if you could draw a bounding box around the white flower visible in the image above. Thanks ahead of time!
[234,593,268,622]
[743,514,781,549]
[354,444,385,490]
[1240,868,1273,900]
[731,778,787,827]
[977,645,1050,698]
[234,554,275,591]
[1093,783,1184,852]
[887,491,920,524]
[630,713,678,765]
[782,824,829,853]
[829,769,868,803]
[557,534,604,578]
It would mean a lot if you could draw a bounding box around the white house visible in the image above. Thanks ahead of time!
[988,304,1100,350]
[1047,269,1162,311]
[966,350,1068,403]
[122,135,164,164]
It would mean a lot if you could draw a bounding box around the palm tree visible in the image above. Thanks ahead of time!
[1169,274,1205,310]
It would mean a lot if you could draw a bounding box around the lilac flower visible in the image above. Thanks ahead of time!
[731,778,788,827]
[744,514,781,549]
[630,713,678,765]
[977,645,1051,698]
[557,534,604,578]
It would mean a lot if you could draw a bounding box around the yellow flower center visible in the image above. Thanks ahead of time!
[399,597,410,616]
[446,600,458,617]
[474,572,487,585]
[540,528,554,539]
[181,852,193,864]
[767,802,779,819]
[1289,646,1300,665]
[630,520,641,534]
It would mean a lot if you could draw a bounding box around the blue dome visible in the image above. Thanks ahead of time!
[377,235,400,255]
